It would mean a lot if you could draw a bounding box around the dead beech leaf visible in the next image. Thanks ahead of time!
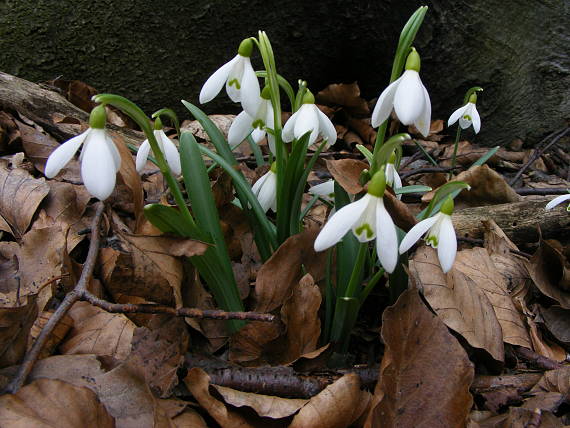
[290,373,370,428]
[229,320,281,363]
[316,82,370,116]
[93,357,173,427]
[182,115,234,140]
[530,366,570,396]
[325,158,367,195]
[25,354,106,390]
[130,315,190,397]
[366,288,473,428]
[441,140,499,167]
[0,164,50,238]
[409,246,505,363]
[254,228,327,313]
[541,306,570,344]
[59,301,135,361]
[0,378,114,427]
[383,191,417,232]
[213,384,308,418]
[529,240,570,308]
[184,367,254,428]
[172,408,208,428]
[279,273,321,364]
[0,295,38,368]
[423,165,521,208]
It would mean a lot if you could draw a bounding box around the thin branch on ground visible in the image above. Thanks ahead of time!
[514,346,564,371]
[513,187,569,196]
[3,202,275,394]
[509,127,570,187]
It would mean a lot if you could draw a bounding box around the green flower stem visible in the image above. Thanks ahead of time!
[152,108,181,137]
[322,248,334,345]
[93,94,199,235]
[449,126,462,179]
[299,194,320,221]
[343,242,369,299]
[255,70,295,110]
[247,135,266,167]
[359,267,385,304]
[414,139,438,166]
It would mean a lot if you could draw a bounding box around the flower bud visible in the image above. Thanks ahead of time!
[367,169,387,197]
[405,47,421,72]
[89,105,107,129]
[238,38,254,57]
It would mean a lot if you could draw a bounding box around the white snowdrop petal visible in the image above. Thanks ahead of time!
[228,111,254,147]
[415,84,432,137]
[199,55,239,104]
[159,132,181,176]
[282,109,299,142]
[135,140,152,174]
[394,70,425,125]
[545,194,570,210]
[294,104,318,144]
[309,180,335,198]
[44,130,89,178]
[352,196,377,242]
[251,128,266,144]
[447,104,467,128]
[371,76,401,128]
[104,134,122,172]
[399,215,439,254]
[316,108,337,147]
[437,215,457,273]
[226,57,245,103]
[375,200,399,273]
[471,104,481,134]
[252,171,270,196]
[239,58,261,116]
[256,171,276,212]
[81,131,117,200]
[314,195,370,252]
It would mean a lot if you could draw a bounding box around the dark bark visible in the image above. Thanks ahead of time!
[0,1,567,146]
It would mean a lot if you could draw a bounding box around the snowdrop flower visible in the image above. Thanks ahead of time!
[282,90,337,148]
[545,193,570,211]
[45,105,120,200]
[385,152,402,199]
[399,196,457,273]
[252,162,277,213]
[199,38,260,116]
[228,86,275,153]
[448,93,481,133]
[314,170,398,273]
[136,117,181,176]
[309,180,335,203]
[371,48,431,137]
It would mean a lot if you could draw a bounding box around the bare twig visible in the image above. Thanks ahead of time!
[514,187,569,196]
[83,292,275,322]
[514,346,563,371]
[3,202,105,394]
[509,127,570,187]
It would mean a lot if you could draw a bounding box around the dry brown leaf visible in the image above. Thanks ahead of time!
[527,319,567,362]
[254,228,326,313]
[184,367,254,428]
[0,295,37,368]
[229,320,282,364]
[290,373,370,428]
[423,165,521,208]
[383,191,417,232]
[27,310,73,359]
[409,246,505,363]
[441,141,499,167]
[366,288,473,428]
[0,163,50,238]
[530,366,570,396]
[182,115,234,140]
[130,315,190,397]
[59,301,135,361]
[540,306,570,344]
[24,354,106,390]
[528,240,570,308]
[100,213,208,306]
[522,392,566,413]
[325,158,367,195]
[93,357,174,427]
[0,378,114,427]
[316,82,370,116]
[213,384,307,418]
[278,273,321,364]
[172,408,208,428]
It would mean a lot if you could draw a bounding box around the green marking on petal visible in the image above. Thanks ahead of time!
[462,114,472,121]
[228,78,241,90]
[355,223,374,239]
[426,234,438,248]
[252,119,265,129]
[566,203,570,212]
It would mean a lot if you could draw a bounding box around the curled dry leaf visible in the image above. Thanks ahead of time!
[59,301,136,361]
[0,378,114,427]
[409,246,505,363]
[184,367,254,428]
[93,356,173,427]
[289,373,370,428]
[229,320,281,364]
[366,289,473,428]
[100,212,208,306]
[254,228,326,313]
[383,191,417,232]
[540,306,570,344]
[325,158,368,195]
[529,239,570,308]
[530,366,570,396]
[130,315,190,398]
[172,409,208,428]
[213,384,308,419]
[316,82,370,116]
[0,163,50,238]
[423,165,521,208]
[278,273,322,364]
[182,115,234,140]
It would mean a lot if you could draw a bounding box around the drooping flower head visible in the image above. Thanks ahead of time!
[309,180,335,203]
[252,162,278,213]
[371,47,431,137]
[45,105,121,200]
[314,170,398,273]
[136,116,181,176]
[385,151,402,199]
[399,196,457,273]
[228,86,275,152]
[282,90,337,148]
[199,38,260,116]
[545,192,570,211]
[448,92,481,134]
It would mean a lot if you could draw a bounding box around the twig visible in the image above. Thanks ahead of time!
[509,127,570,187]
[513,187,569,196]
[83,292,275,322]
[3,202,105,394]
[514,346,563,371]
[4,202,276,394]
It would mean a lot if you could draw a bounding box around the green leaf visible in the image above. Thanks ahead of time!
[152,108,181,137]
[419,181,471,220]
[395,185,432,194]
[391,6,428,81]
[143,204,197,237]
[471,146,499,167]
[356,144,374,165]
[463,86,484,104]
